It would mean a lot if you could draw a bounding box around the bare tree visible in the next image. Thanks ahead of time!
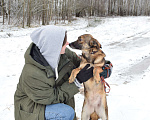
[2,0,5,25]
[42,0,45,25]
[27,0,31,27]
[22,0,25,28]
[144,0,149,15]
[8,0,11,25]
[67,0,72,22]
[1,0,150,27]
[108,0,111,15]
[50,0,54,22]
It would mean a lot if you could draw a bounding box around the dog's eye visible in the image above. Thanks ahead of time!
[78,37,82,41]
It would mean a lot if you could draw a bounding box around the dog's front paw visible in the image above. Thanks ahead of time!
[69,68,80,83]
[69,76,75,83]
[93,67,101,84]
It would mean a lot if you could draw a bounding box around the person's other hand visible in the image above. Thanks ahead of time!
[76,64,93,83]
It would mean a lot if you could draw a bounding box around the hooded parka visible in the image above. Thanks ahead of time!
[14,26,81,120]
[14,43,81,120]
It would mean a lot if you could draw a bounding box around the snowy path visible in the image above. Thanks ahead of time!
[0,17,150,120]
[106,31,150,120]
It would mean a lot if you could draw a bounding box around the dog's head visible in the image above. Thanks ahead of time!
[69,34,102,50]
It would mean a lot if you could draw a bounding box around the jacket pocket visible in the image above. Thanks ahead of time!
[19,105,38,120]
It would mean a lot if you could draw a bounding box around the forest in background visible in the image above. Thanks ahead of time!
[0,0,150,27]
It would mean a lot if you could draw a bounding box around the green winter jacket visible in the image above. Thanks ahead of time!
[14,43,81,120]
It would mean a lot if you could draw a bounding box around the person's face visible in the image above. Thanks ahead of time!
[60,41,69,54]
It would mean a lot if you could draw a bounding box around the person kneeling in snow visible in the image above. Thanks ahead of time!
[14,25,113,120]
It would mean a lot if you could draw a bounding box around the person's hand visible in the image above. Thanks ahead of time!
[100,60,113,79]
[76,64,93,83]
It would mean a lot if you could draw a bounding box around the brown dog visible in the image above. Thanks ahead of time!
[69,34,108,120]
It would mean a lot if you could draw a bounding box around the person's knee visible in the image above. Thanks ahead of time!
[68,106,75,119]
[45,103,75,120]
[62,104,75,120]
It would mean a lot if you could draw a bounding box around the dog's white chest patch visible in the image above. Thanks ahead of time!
[88,92,102,108]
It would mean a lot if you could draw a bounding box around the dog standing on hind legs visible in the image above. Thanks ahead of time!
[69,34,108,120]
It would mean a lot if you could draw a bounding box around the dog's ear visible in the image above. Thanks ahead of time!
[89,38,102,49]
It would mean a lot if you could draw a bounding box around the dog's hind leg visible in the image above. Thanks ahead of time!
[105,100,108,120]
[95,94,108,120]
[81,100,93,120]
[102,95,108,120]
[69,68,81,83]
[97,106,107,120]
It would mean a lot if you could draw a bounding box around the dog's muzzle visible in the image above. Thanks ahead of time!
[69,42,82,50]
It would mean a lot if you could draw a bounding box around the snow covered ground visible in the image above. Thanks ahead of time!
[0,16,150,120]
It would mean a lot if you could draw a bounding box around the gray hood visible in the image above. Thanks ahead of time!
[30,25,66,71]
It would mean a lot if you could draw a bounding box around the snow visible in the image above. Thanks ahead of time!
[0,16,150,120]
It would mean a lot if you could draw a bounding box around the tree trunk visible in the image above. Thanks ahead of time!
[108,0,111,16]
[49,0,54,22]
[55,0,58,24]
[46,0,49,25]
[42,0,45,25]
[27,0,31,27]
[22,0,25,28]
[118,0,124,16]
[144,0,148,15]
[67,0,72,22]
[97,0,100,16]
[133,0,137,16]
[8,0,11,25]
[127,0,130,15]
[90,0,94,16]
[61,0,65,21]
[2,0,4,25]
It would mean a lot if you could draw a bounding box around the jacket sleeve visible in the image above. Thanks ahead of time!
[65,48,81,67]
[22,66,79,105]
